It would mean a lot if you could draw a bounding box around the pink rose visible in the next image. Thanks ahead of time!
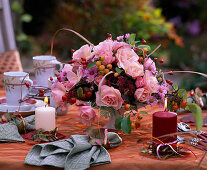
[124,60,144,79]
[79,106,97,126]
[96,85,124,110]
[115,47,139,69]
[113,41,129,51]
[52,82,67,111]
[93,39,114,65]
[72,44,93,62]
[134,88,151,102]
[144,70,158,93]
[135,76,144,88]
[94,75,106,86]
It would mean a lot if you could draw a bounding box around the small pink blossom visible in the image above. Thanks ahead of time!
[125,33,130,39]
[96,85,124,110]
[134,88,151,102]
[144,70,158,93]
[94,75,106,86]
[117,35,124,41]
[135,76,145,88]
[93,39,114,65]
[144,58,156,74]
[79,106,97,126]
[72,44,93,62]
[52,82,67,111]
[124,60,144,79]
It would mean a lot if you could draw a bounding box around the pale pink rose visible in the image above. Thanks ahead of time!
[96,85,124,110]
[72,44,93,62]
[115,47,139,69]
[134,88,151,102]
[144,70,158,93]
[93,39,114,64]
[62,64,73,73]
[66,66,83,91]
[135,76,144,88]
[52,82,67,111]
[124,60,144,79]
[78,106,97,126]
[113,41,129,51]
[94,75,106,86]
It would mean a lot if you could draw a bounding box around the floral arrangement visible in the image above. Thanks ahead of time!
[51,33,203,133]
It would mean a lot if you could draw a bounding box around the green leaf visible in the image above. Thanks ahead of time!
[77,87,83,98]
[178,89,187,101]
[186,103,203,131]
[16,33,28,42]
[11,1,22,13]
[115,116,123,130]
[137,45,151,51]
[121,116,131,134]
[115,67,123,74]
[173,85,178,91]
[87,62,96,69]
[128,33,136,43]
[100,106,116,118]
[21,14,32,23]
[139,111,148,114]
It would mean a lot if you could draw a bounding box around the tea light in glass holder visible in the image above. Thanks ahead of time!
[35,96,56,131]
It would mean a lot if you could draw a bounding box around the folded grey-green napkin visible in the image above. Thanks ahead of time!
[24,132,122,170]
[0,115,35,143]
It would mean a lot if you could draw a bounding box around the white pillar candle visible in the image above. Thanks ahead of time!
[35,106,56,131]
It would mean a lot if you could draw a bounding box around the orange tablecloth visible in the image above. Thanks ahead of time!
[0,90,207,170]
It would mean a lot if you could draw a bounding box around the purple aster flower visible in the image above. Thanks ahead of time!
[144,58,156,74]
[159,98,165,108]
[86,76,94,83]
[125,33,130,39]
[157,83,168,98]
[147,96,158,106]
[169,16,182,28]
[117,35,124,41]
[83,66,97,78]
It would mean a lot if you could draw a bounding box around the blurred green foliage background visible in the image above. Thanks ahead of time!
[10,0,207,91]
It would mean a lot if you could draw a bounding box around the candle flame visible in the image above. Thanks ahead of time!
[44,96,48,104]
[164,98,167,110]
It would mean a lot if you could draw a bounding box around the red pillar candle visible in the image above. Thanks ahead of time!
[152,111,177,143]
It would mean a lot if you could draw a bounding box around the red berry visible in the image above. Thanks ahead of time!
[159,59,164,63]
[50,77,53,81]
[190,90,194,96]
[153,57,158,62]
[2,119,6,123]
[168,71,173,75]
[138,57,143,63]
[68,60,72,64]
[72,59,75,63]
[39,92,44,97]
[86,91,92,98]
[172,105,179,111]
[19,99,24,103]
[68,91,73,97]
[82,94,86,100]
[83,64,87,68]
[25,82,30,88]
[82,58,86,61]
[169,81,173,86]
[180,101,187,109]
[55,73,59,77]
[39,89,44,93]
[71,49,75,53]
[62,95,67,101]
[69,98,76,104]
[57,76,61,80]
[166,80,171,84]
[17,113,21,117]
[82,61,86,65]
[141,40,146,45]
[107,33,112,39]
